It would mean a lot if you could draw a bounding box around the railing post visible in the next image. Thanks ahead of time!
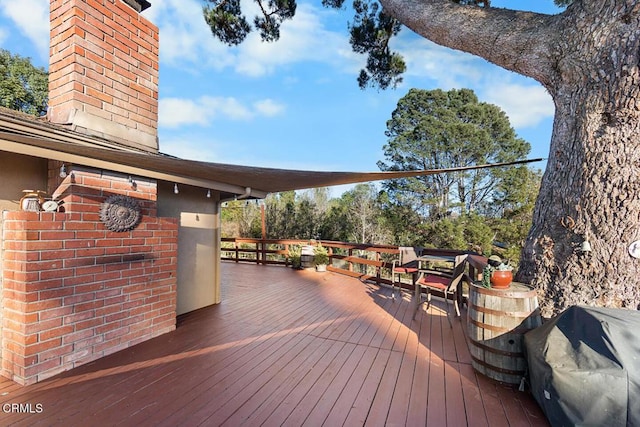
[348,248,353,272]
[235,239,239,263]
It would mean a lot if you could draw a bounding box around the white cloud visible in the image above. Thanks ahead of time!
[159,98,211,128]
[160,137,221,162]
[253,99,285,117]
[159,96,285,128]
[233,3,359,77]
[143,0,236,71]
[482,83,555,128]
[0,0,49,60]
[393,33,554,130]
[397,37,485,90]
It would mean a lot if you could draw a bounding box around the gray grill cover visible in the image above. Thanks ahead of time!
[524,305,640,427]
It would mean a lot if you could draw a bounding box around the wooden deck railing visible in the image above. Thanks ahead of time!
[221,237,486,289]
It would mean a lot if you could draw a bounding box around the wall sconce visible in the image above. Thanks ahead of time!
[581,217,592,254]
[59,164,67,178]
[206,189,211,198]
[174,183,179,194]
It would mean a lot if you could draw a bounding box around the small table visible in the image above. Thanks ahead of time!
[417,254,456,272]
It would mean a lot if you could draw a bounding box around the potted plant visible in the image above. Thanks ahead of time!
[489,256,514,289]
[313,244,329,272]
[288,245,302,269]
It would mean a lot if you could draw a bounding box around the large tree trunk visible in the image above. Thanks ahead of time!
[517,1,640,317]
[380,0,640,316]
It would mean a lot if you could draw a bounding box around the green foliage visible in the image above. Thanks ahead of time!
[223,175,539,265]
[265,191,297,238]
[288,244,302,268]
[349,0,405,89]
[260,189,330,240]
[221,199,262,237]
[203,0,251,45]
[0,49,48,116]
[254,0,297,42]
[378,88,530,219]
[487,168,542,266]
[319,200,350,241]
[203,0,295,45]
[418,212,493,253]
[333,183,390,243]
[313,244,330,265]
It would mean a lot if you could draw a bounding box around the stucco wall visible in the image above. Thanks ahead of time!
[0,153,48,211]
[157,182,220,315]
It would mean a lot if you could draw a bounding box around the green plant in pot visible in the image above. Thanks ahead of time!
[313,244,329,272]
[288,245,302,269]
[488,255,513,289]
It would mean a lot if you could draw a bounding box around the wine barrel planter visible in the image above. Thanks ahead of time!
[301,245,315,269]
[467,282,542,385]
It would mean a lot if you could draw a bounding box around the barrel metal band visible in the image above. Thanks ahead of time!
[468,337,524,357]
[468,303,540,319]
[470,355,525,376]
[471,285,537,298]
[468,317,531,334]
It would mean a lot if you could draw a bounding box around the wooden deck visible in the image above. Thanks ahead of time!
[0,263,548,426]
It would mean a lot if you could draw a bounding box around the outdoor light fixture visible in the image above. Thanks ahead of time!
[207,189,211,198]
[174,183,179,194]
[59,164,67,178]
[581,218,592,254]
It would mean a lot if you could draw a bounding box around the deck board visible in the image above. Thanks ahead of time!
[0,263,548,426]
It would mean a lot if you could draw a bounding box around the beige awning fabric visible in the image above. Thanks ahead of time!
[0,111,543,199]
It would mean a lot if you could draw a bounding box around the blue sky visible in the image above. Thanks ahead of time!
[0,0,561,195]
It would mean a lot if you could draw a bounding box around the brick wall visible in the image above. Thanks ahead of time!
[48,163,157,217]
[0,164,177,385]
[48,0,159,152]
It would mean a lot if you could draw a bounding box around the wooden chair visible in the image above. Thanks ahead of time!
[414,254,468,326]
[391,247,421,300]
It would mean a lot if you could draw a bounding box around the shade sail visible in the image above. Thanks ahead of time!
[0,111,544,198]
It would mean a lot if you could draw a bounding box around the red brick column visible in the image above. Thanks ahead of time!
[1,210,177,385]
[48,0,159,151]
[49,164,157,217]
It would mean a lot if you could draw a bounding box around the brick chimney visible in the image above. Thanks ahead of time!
[48,0,158,152]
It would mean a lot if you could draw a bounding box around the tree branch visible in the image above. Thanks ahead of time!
[378,0,562,88]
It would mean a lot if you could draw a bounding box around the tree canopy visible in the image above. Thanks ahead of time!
[379,88,530,218]
[0,49,48,116]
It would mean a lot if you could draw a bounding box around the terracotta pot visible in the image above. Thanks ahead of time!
[490,270,513,289]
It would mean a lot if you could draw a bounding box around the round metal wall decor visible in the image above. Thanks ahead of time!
[100,195,142,232]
